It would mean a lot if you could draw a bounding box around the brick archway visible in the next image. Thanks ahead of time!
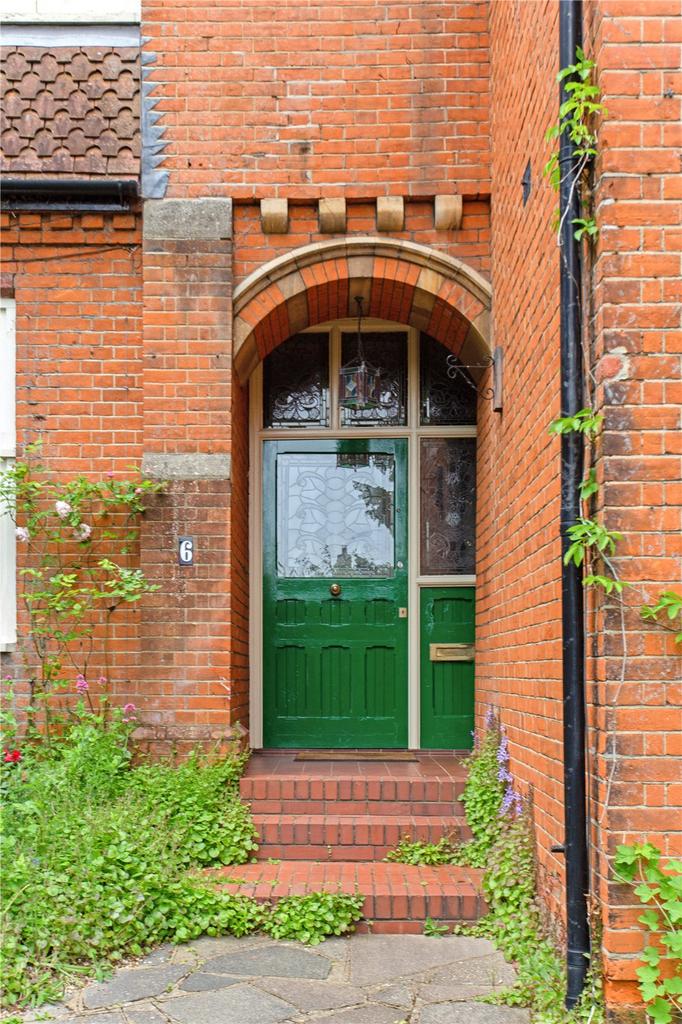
[232,237,492,382]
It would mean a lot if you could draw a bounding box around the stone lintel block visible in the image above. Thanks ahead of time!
[143,198,232,241]
[260,198,289,234]
[434,194,463,231]
[376,196,404,232]
[318,197,346,234]
[141,452,231,480]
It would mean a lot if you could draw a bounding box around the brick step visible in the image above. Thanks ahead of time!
[240,774,466,808]
[253,813,470,861]
[249,798,461,817]
[212,861,485,931]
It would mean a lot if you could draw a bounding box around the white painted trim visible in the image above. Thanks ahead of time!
[0,23,140,43]
[249,363,264,749]
[248,319,478,750]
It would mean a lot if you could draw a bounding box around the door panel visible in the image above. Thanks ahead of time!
[420,586,475,749]
[263,438,408,748]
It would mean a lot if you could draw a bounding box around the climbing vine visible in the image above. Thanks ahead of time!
[0,442,165,736]
[614,844,682,1024]
[544,46,605,242]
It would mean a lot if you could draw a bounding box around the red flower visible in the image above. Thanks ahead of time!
[3,748,21,763]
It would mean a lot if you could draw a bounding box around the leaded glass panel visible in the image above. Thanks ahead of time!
[264,333,329,428]
[420,333,477,425]
[420,438,476,575]
[277,452,395,578]
[340,332,407,426]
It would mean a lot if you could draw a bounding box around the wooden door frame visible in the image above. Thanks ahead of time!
[248,318,476,750]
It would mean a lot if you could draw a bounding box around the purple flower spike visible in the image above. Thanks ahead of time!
[485,706,495,730]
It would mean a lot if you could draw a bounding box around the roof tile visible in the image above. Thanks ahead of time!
[1,44,140,179]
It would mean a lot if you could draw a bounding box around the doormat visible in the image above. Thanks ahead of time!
[294,751,418,762]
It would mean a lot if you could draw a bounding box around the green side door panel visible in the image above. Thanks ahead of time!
[263,438,408,748]
[420,586,475,749]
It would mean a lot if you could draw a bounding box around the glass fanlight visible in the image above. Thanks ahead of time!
[338,296,382,410]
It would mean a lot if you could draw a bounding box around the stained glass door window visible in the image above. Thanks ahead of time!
[420,437,476,574]
[276,451,395,578]
[264,333,329,428]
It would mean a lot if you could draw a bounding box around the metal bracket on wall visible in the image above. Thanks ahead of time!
[446,347,503,409]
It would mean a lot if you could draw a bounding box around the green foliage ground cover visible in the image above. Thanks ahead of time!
[0,700,363,1011]
[387,711,604,1023]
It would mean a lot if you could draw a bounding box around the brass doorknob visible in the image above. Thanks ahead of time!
[330,583,342,597]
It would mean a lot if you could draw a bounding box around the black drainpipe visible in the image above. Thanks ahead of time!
[559,0,590,1008]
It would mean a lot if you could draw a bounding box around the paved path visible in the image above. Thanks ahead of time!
[19,934,529,1024]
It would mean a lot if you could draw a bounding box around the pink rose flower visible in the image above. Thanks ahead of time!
[15,526,29,542]
[55,500,71,520]
[76,674,89,693]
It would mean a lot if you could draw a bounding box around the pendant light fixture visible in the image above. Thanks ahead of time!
[338,296,382,410]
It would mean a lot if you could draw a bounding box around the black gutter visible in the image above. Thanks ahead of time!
[1,178,138,212]
[559,0,590,1009]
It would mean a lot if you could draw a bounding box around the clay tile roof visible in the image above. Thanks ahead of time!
[1,45,140,179]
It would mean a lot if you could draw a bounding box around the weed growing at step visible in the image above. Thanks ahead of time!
[264,892,365,945]
[424,918,449,937]
[0,692,364,1011]
[455,720,604,1022]
[386,710,605,1022]
[386,835,458,866]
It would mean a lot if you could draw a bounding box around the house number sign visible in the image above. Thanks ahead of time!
[178,536,195,566]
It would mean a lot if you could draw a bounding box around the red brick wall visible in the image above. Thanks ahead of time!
[586,0,682,1009]
[138,228,237,753]
[481,1,681,1013]
[1,211,146,712]
[232,199,490,285]
[142,1,490,200]
[478,0,566,928]
[136,0,495,750]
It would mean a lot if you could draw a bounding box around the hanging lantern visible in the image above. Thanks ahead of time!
[338,296,382,410]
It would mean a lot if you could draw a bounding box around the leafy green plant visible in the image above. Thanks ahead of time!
[424,917,449,937]
[544,46,605,242]
[549,408,604,439]
[563,518,622,570]
[263,892,365,945]
[454,713,506,868]
[386,835,458,866]
[0,445,165,734]
[614,844,682,1023]
[0,721,261,1009]
[641,592,682,645]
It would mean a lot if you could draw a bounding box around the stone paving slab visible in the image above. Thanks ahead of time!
[179,973,240,992]
[161,984,295,1024]
[348,934,498,985]
[256,977,367,1011]
[419,1003,530,1024]
[125,1009,171,1024]
[201,944,331,980]
[83,965,191,1010]
[15,933,529,1024]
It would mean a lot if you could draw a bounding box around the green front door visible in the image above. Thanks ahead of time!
[263,438,408,748]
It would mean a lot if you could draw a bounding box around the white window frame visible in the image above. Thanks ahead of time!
[0,298,17,651]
